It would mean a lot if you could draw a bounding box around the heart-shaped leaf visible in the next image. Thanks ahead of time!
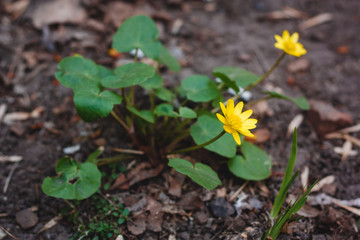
[55,56,100,90]
[112,15,161,58]
[126,106,155,123]
[168,158,221,190]
[213,66,259,88]
[101,63,155,89]
[212,72,239,92]
[264,91,310,110]
[157,44,181,72]
[181,75,220,102]
[139,74,163,90]
[154,103,178,117]
[74,88,122,122]
[179,107,197,119]
[228,141,272,180]
[42,157,101,200]
[154,87,175,102]
[190,114,237,158]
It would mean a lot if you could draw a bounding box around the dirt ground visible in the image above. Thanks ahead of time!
[1,0,360,239]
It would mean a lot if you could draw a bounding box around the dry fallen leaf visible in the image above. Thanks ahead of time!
[341,140,353,161]
[0,155,23,163]
[301,166,309,190]
[287,114,304,137]
[37,215,62,234]
[29,0,87,29]
[333,202,360,217]
[299,13,333,30]
[311,175,335,192]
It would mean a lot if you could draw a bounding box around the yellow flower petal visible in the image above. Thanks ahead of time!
[227,99,234,113]
[291,32,299,42]
[239,109,253,121]
[283,30,290,40]
[234,101,244,116]
[220,102,227,115]
[224,125,235,134]
[216,113,228,125]
[239,129,254,138]
[274,35,283,43]
[232,132,241,145]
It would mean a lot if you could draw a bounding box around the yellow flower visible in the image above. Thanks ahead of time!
[216,99,257,145]
[274,30,307,57]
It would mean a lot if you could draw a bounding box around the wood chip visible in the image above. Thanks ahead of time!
[341,140,353,161]
[264,6,307,20]
[0,104,7,123]
[3,112,30,125]
[299,13,333,30]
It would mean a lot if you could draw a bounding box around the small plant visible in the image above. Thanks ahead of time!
[69,194,129,240]
[262,129,318,239]
[42,15,309,202]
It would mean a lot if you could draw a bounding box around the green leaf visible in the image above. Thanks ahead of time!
[157,44,181,72]
[86,147,104,163]
[154,87,175,102]
[139,74,163,90]
[168,158,221,190]
[264,91,310,110]
[154,103,178,117]
[96,65,114,79]
[126,106,155,123]
[74,88,122,122]
[213,66,259,88]
[181,75,220,102]
[55,56,100,90]
[101,63,155,89]
[42,157,101,200]
[228,141,272,180]
[190,115,237,158]
[212,72,239,92]
[112,15,161,58]
[179,107,197,119]
[270,129,297,218]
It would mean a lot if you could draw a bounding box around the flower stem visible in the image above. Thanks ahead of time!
[244,52,286,92]
[168,130,225,155]
[110,110,129,131]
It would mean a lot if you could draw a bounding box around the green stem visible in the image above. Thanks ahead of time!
[244,52,286,92]
[110,110,129,131]
[168,130,225,155]
[211,52,286,114]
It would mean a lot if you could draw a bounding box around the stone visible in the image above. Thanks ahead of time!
[16,209,38,229]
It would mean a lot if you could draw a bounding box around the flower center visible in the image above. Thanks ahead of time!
[284,41,296,51]
[228,114,243,131]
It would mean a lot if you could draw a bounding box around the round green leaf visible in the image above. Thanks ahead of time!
[42,157,101,200]
[101,63,155,89]
[154,87,175,102]
[179,107,197,119]
[112,15,161,58]
[126,106,155,123]
[181,75,219,102]
[154,103,178,117]
[264,91,310,110]
[55,56,100,90]
[74,89,122,122]
[228,141,272,180]
[139,74,163,90]
[213,66,259,88]
[157,44,181,72]
[190,115,237,158]
[168,158,221,190]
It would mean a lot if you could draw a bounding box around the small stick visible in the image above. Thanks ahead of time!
[112,148,144,155]
[229,181,249,202]
[0,225,19,240]
[3,162,19,194]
